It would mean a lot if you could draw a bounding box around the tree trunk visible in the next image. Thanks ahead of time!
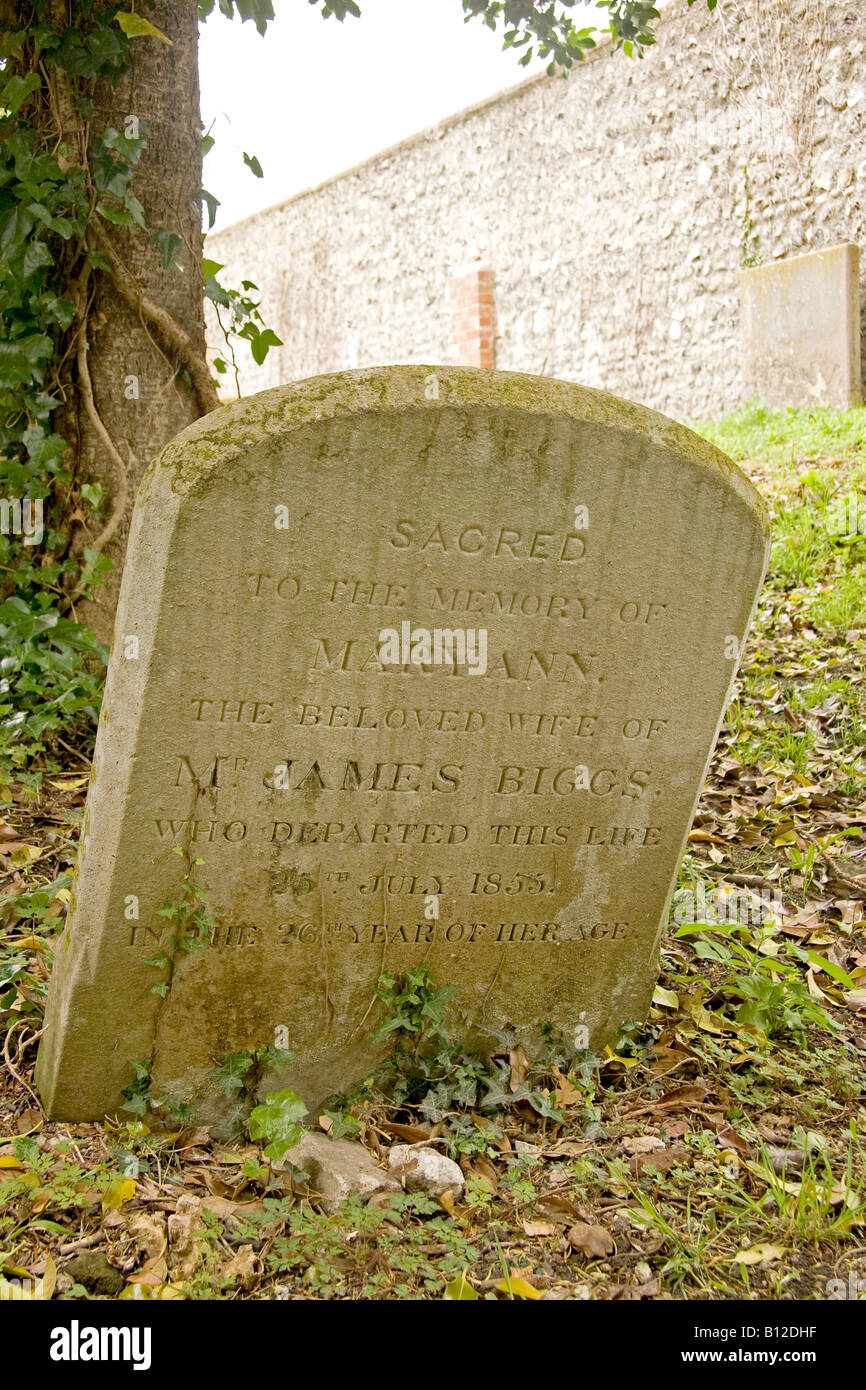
[67,0,215,638]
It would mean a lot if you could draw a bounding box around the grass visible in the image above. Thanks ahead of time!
[695,401,866,473]
[696,403,866,623]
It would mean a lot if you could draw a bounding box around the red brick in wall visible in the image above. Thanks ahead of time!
[449,265,496,369]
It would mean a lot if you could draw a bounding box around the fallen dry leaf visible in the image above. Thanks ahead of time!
[732,1243,786,1266]
[629,1147,688,1176]
[622,1135,667,1156]
[222,1245,264,1290]
[382,1122,432,1144]
[522,1219,556,1238]
[568,1222,615,1257]
[509,1043,530,1091]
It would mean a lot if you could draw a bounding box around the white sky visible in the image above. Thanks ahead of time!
[199,0,598,230]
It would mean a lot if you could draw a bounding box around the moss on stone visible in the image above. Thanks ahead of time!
[147,366,770,535]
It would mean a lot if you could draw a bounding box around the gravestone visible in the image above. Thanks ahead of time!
[741,242,862,409]
[36,366,769,1123]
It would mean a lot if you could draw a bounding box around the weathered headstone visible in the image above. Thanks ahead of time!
[37,367,769,1123]
[741,242,862,409]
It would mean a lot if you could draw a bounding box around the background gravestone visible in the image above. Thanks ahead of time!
[36,367,769,1123]
[740,242,862,409]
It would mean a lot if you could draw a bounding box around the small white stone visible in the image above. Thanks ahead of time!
[388,1145,465,1197]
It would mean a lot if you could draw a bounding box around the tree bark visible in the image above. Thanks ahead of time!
[71,0,214,638]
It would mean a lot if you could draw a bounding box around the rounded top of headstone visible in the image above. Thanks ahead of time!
[148,365,769,534]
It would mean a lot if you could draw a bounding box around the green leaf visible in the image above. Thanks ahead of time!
[321,1108,360,1140]
[153,227,184,269]
[1,73,42,115]
[256,1044,295,1070]
[96,201,132,225]
[210,1050,255,1097]
[82,548,113,572]
[201,188,220,229]
[101,125,147,163]
[807,952,856,989]
[21,240,53,279]
[248,1088,308,1161]
[91,143,134,197]
[0,205,35,254]
[124,194,147,229]
[79,482,103,508]
[250,328,282,365]
[243,152,264,178]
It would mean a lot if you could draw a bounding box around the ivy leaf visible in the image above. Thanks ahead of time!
[21,240,53,280]
[242,152,263,178]
[91,143,134,197]
[1,73,42,114]
[248,1088,308,1161]
[210,1050,254,1097]
[256,1045,295,1070]
[201,188,220,229]
[85,24,129,72]
[153,227,184,269]
[114,12,173,44]
[82,548,113,573]
[23,427,66,466]
[96,201,132,225]
[320,1109,360,1140]
[203,275,231,308]
[79,481,103,508]
[0,334,52,388]
[0,206,35,254]
[124,194,147,229]
[418,1081,454,1124]
[479,1067,520,1111]
[101,126,147,164]
[250,327,282,365]
[525,1088,565,1122]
